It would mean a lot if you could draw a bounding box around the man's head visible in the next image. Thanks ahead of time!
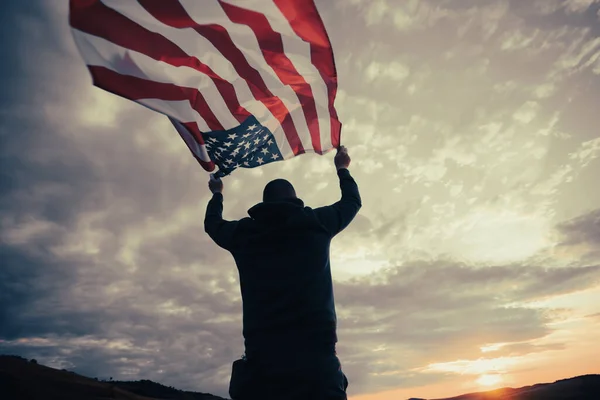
[263,179,297,202]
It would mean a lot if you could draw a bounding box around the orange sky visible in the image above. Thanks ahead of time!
[351,286,600,399]
[1,0,599,398]
[352,346,600,400]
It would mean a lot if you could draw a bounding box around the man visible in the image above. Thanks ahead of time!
[204,146,361,400]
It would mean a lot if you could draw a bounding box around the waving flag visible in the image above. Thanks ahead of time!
[69,0,341,177]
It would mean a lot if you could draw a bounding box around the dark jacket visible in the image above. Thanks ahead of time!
[204,168,361,357]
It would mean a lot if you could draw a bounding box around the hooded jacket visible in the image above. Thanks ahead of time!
[204,168,361,357]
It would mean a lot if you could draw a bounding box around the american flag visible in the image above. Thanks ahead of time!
[69,0,341,177]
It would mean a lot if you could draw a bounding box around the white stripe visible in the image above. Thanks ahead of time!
[73,28,218,163]
[72,28,236,131]
[169,117,211,162]
[178,0,312,153]
[99,0,294,159]
[223,0,334,151]
[138,98,210,132]
[72,30,212,162]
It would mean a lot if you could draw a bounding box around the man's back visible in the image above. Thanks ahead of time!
[204,146,360,399]
[231,198,340,356]
[205,167,361,356]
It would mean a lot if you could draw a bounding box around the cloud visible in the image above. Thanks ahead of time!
[552,208,600,263]
[569,137,600,167]
[563,0,600,13]
[2,0,600,398]
[333,260,600,393]
[501,29,539,51]
[513,101,541,124]
[365,61,411,83]
[365,0,389,26]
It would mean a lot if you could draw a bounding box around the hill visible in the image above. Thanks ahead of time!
[0,355,227,400]
[425,374,600,400]
[1,354,598,400]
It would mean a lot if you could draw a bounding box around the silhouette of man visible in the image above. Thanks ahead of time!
[205,146,361,400]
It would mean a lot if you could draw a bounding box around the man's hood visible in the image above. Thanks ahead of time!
[247,198,305,223]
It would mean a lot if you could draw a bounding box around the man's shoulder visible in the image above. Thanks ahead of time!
[238,216,254,225]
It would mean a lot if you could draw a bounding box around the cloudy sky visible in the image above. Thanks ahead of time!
[1,0,599,399]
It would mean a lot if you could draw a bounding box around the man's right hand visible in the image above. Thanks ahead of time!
[334,145,351,170]
[208,174,224,194]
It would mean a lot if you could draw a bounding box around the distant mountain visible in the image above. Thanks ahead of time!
[2,354,598,400]
[0,355,227,400]
[424,374,600,400]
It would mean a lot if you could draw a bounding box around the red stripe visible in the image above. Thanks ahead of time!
[69,0,250,126]
[273,0,341,148]
[137,0,305,155]
[181,121,205,145]
[180,122,215,171]
[88,66,223,131]
[193,154,215,172]
[169,117,215,171]
[219,1,322,154]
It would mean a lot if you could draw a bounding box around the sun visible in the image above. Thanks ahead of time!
[476,374,503,387]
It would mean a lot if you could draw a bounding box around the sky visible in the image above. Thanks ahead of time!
[1,0,599,399]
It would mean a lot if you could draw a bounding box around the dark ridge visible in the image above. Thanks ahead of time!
[426,374,600,400]
[2,354,598,400]
[0,355,227,400]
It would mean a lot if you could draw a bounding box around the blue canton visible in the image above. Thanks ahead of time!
[202,116,283,178]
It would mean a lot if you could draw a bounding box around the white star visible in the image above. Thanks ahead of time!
[247,124,257,131]
[256,157,264,164]
[225,158,234,165]
[228,133,238,140]
[217,147,226,152]
[263,135,269,141]
[231,148,240,156]
[261,148,269,155]
[242,133,251,138]
[243,161,250,166]
[267,139,273,145]
[208,137,218,142]
[244,142,251,149]
[271,153,280,160]
[254,138,261,145]
[224,141,233,147]
[243,152,249,158]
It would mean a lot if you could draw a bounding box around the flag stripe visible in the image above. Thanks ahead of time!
[72,29,235,131]
[138,0,305,156]
[237,0,334,152]
[69,0,342,175]
[176,0,311,155]
[139,99,210,133]
[88,66,224,131]
[274,0,341,148]
[98,0,292,158]
[70,0,250,128]
[219,0,323,155]
[170,117,215,171]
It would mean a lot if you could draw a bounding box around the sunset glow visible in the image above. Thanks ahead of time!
[1,0,599,399]
[476,374,503,387]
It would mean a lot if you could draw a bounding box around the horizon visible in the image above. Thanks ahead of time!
[2,354,599,400]
[1,1,600,399]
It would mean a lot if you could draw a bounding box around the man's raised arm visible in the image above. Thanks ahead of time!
[314,146,362,237]
[204,175,238,250]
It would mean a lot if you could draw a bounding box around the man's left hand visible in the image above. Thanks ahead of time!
[209,175,224,194]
